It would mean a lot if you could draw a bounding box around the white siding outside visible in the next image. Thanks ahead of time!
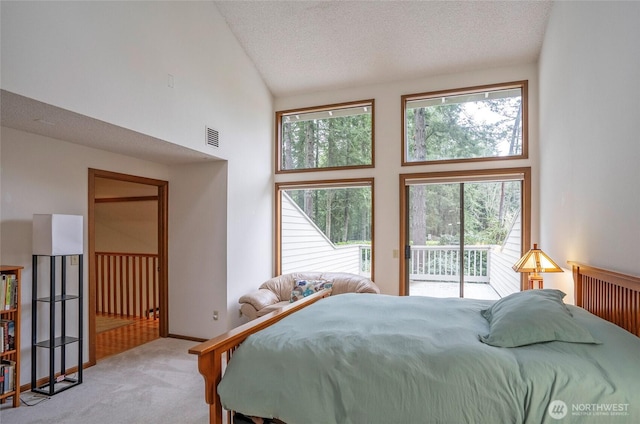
[281,193,366,276]
[488,214,521,297]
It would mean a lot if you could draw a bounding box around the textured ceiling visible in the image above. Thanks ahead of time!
[214,0,553,97]
[1,1,553,164]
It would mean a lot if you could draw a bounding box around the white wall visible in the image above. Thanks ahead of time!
[275,64,539,295]
[0,1,258,159]
[168,162,228,338]
[538,1,640,295]
[1,0,273,379]
[169,150,273,339]
[95,201,158,253]
[0,126,172,385]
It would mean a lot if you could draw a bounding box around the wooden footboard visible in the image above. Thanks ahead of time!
[188,289,331,424]
[569,262,640,337]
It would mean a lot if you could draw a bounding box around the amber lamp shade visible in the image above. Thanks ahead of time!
[512,243,563,289]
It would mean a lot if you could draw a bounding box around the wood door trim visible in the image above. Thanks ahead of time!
[88,168,169,366]
[95,196,159,203]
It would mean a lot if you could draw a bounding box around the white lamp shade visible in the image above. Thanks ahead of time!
[33,214,84,255]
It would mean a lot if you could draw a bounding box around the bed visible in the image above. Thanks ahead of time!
[189,262,640,424]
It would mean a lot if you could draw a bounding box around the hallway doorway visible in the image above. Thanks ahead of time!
[88,169,168,364]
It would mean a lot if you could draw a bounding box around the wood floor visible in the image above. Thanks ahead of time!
[96,313,159,361]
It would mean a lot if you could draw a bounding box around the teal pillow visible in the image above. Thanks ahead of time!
[479,289,600,347]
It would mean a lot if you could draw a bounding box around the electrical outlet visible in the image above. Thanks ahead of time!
[70,255,79,265]
[213,310,219,321]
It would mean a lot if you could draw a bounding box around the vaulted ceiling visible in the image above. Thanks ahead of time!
[1,1,553,164]
[214,1,553,97]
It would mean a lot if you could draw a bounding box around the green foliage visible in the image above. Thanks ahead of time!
[412,180,520,247]
[282,113,372,170]
[407,95,523,247]
[287,186,371,244]
[282,95,522,250]
[406,97,522,162]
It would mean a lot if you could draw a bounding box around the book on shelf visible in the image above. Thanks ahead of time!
[0,274,5,309]
[0,321,6,352]
[1,273,17,310]
[0,320,15,352]
[1,359,15,394]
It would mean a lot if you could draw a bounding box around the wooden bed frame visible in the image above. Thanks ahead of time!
[189,289,330,424]
[189,263,640,424]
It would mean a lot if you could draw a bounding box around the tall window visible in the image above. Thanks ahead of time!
[276,100,374,173]
[402,81,527,165]
[276,180,373,278]
[399,168,531,298]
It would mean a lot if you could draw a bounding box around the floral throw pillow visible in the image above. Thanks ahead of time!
[290,279,333,303]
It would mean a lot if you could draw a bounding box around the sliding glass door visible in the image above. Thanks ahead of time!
[402,169,529,299]
[408,183,463,297]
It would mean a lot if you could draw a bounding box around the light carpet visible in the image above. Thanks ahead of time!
[0,337,208,423]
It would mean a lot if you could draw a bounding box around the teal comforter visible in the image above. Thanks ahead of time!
[218,294,640,423]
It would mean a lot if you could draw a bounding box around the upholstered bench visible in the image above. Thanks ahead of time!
[239,272,380,320]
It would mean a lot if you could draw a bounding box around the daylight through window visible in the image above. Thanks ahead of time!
[276,100,374,172]
[276,180,373,277]
[402,81,527,165]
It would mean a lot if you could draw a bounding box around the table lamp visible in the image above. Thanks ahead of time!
[512,243,563,289]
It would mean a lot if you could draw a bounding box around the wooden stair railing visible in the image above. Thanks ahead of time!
[95,252,159,319]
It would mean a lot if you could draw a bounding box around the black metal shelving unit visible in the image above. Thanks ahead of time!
[31,254,83,395]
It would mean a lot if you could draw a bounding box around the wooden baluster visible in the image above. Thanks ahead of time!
[145,257,150,319]
[633,292,636,336]
[119,255,124,317]
[153,257,158,320]
[139,257,144,318]
[125,256,130,318]
[107,255,113,315]
[98,254,104,314]
[132,257,138,318]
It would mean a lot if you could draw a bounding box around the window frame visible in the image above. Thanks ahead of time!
[275,99,375,174]
[398,167,531,295]
[275,178,375,280]
[401,81,528,166]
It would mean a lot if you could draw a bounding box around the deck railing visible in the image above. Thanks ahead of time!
[95,252,159,319]
[358,245,491,283]
[359,245,372,275]
[409,245,491,283]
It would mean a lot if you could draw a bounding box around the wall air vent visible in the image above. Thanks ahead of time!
[206,126,220,149]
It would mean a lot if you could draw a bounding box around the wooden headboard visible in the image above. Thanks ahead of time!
[569,261,640,337]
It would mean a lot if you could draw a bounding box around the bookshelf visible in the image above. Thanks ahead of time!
[0,265,23,408]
